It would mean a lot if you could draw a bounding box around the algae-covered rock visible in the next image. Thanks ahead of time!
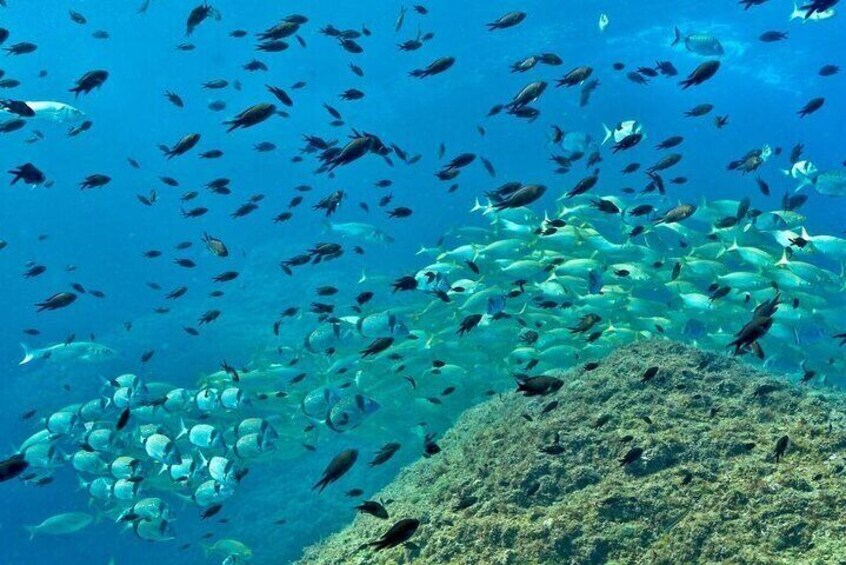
[297,341,846,564]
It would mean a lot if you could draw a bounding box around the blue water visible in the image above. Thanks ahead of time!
[1,1,844,563]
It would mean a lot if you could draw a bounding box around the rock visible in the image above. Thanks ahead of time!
[297,341,846,564]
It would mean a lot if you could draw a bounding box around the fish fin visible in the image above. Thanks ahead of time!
[799,226,812,241]
[19,343,33,365]
[671,27,682,46]
[176,418,187,440]
[726,238,740,253]
[77,476,90,493]
[776,249,790,267]
[601,123,612,145]
[358,270,367,284]
[26,526,37,541]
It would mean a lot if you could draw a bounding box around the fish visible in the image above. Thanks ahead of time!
[26,512,93,538]
[516,376,563,397]
[313,449,358,492]
[363,518,420,550]
[0,100,85,123]
[672,28,725,56]
[19,341,116,365]
[0,453,28,482]
[356,500,389,519]
[370,443,401,467]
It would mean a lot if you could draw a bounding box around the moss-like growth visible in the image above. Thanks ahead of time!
[297,341,846,564]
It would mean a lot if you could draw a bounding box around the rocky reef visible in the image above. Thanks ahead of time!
[297,341,846,564]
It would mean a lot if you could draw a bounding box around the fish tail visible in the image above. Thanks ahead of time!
[19,343,33,365]
[26,526,36,541]
[671,27,681,46]
[176,418,187,439]
[800,226,812,242]
[601,123,612,145]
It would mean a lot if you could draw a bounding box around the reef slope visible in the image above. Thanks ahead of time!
[298,341,846,565]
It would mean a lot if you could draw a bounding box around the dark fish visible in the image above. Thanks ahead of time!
[493,184,546,210]
[819,64,839,76]
[4,42,38,55]
[0,100,35,118]
[728,316,773,355]
[655,135,684,149]
[186,2,218,36]
[356,500,389,519]
[774,435,789,462]
[797,97,824,118]
[69,70,109,96]
[685,104,713,117]
[224,103,276,132]
[759,31,788,42]
[36,292,77,312]
[9,163,45,185]
[79,174,111,189]
[410,56,455,78]
[641,366,659,382]
[160,133,200,159]
[655,61,678,76]
[556,66,593,87]
[679,61,720,89]
[487,11,526,30]
[620,447,644,466]
[115,408,130,430]
[516,376,563,397]
[648,154,682,173]
[0,453,28,483]
[266,85,293,106]
[361,337,393,358]
[164,91,184,108]
[313,449,358,492]
[456,314,482,336]
[362,519,421,553]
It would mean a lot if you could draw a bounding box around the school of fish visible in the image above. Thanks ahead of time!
[1,1,845,563]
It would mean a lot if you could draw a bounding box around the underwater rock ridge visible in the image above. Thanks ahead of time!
[298,340,846,565]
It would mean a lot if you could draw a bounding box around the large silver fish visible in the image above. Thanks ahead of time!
[672,28,724,56]
[812,170,846,197]
[19,341,116,365]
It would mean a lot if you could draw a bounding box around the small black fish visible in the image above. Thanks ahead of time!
[516,376,563,397]
[774,435,789,462]
[116,408,131,430]
[363,518,420,551]
[313,449,358,492]
[356,500,389,519]
[619,446,644,466]
[0,454,29,483]
[641,366,659,383]
[201,504,223,520]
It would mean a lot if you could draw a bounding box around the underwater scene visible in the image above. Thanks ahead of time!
[1,0,845,563]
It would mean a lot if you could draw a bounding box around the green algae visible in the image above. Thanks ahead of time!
[297,341,846,564]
